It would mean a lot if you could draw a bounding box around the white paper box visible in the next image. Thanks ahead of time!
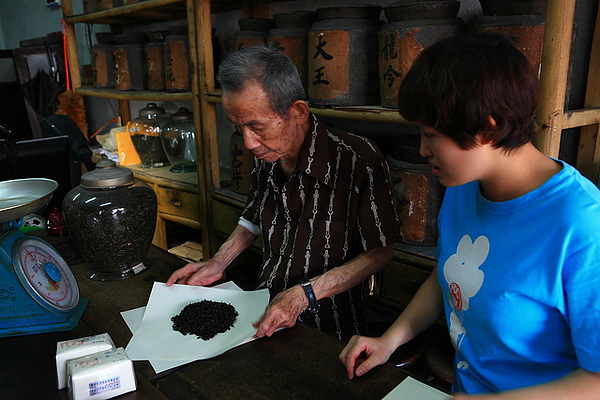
[56,333,115,389]
[67,347,137,400]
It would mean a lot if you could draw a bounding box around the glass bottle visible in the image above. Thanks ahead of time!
[160,107,197,173]
[127,102,170,168]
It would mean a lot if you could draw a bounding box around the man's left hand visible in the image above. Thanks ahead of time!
[252,285,307,338]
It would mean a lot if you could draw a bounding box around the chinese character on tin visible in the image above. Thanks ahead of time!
[383,65,401,87]
[312,34,334,86]
[381,34,399,61]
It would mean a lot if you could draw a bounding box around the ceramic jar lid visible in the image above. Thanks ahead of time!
[81,156,135,189]
[169,107,193,122]
[138,102,166,119]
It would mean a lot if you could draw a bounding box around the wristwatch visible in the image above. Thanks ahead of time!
[300,278,320,313]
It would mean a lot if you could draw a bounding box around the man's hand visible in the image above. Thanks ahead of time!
[166,259,225,287]
[252,285,307,338]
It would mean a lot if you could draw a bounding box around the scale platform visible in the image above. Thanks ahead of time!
[0,178,89,337]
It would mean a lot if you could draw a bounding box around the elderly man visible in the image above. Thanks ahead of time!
[167,46,399,342]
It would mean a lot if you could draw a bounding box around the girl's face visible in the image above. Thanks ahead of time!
[419,125,492,187]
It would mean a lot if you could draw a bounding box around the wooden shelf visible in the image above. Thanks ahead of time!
[204,92,409,124]
[64,0,187,24]
[63,0,281,23]
[75,86,193,101]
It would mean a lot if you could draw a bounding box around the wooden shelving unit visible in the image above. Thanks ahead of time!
[536,0,600,184]
[61,0,211,252]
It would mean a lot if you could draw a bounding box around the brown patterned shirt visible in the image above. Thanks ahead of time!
[240,115,400,341]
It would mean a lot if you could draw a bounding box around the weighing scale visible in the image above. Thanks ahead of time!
[0,178,89,337]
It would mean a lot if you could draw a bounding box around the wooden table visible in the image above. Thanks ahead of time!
[0,231,425,400]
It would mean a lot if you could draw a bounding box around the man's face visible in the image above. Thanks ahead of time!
[222,82,304,164]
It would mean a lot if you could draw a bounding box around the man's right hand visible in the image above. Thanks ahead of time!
[166,259,226,287]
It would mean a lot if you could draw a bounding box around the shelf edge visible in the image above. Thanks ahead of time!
[75,86,193,101]
[203,92,409,124]
[65,0,185,23]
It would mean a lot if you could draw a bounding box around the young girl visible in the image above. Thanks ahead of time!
[339,32,600,399]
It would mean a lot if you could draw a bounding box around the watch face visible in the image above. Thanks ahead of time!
[12,236,80,312]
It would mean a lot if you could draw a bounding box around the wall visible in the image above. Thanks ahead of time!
[0,0,94,67]
[0,1,63,49]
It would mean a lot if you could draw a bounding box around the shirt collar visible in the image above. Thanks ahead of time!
[295,114,335,188]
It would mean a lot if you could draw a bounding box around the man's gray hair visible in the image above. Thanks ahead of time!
[217,46,306,117]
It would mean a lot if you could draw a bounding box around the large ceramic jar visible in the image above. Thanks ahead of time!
[62,156,157,281]
[160,107,197,173]
[127,102,170,168]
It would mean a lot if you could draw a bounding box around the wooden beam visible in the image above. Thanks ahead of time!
[535,0,576,157]
[576,2,600,183]
[194,0,220,255]
[564,108,600,129]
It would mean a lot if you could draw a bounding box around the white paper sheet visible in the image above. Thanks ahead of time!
[382,376,452,400]
[123,282,269,370]
[122,282,252,373]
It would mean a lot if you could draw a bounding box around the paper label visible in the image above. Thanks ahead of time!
[89,376,121,396]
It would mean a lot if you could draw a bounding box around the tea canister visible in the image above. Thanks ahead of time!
[145,41,166,91]
[379,18,463,108]
[127,102,170,168]
[230,131,254,195]
[388,146,445,246]
[62,156,157,281]
[308,5,382,106]
[233,18,275,51]
[472,14,545,74]
[268,11,317,93]
[165,34,191,92]
[160,107,197,173]
[92,32,116,89]
[113,43,146,91]
[92,43,115,89]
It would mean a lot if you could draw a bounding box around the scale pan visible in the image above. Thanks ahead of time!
[0,178,58,223]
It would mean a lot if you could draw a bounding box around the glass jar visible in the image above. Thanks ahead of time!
[62,156,157,281]
[127,102,170,168]
[160,107,197,173]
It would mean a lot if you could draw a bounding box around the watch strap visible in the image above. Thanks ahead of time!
[300,278,320,313]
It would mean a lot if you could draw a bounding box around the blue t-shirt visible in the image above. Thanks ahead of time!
[436,160,600,394]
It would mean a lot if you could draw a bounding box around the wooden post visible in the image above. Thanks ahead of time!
[535,0,576,158]
[193,0,219,256]
[576,4,600,184]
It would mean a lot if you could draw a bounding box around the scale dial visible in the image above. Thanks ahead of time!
[11,236,80,313]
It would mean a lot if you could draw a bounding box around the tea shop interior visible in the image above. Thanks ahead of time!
[0,0,599,399]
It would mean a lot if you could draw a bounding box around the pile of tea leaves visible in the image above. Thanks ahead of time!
[171,300,239,341]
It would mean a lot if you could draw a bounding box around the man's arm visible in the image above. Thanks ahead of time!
[166,224,258,286]
[253,245,393,337]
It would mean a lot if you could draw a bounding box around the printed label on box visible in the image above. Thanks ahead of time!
[89,376,121,396]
